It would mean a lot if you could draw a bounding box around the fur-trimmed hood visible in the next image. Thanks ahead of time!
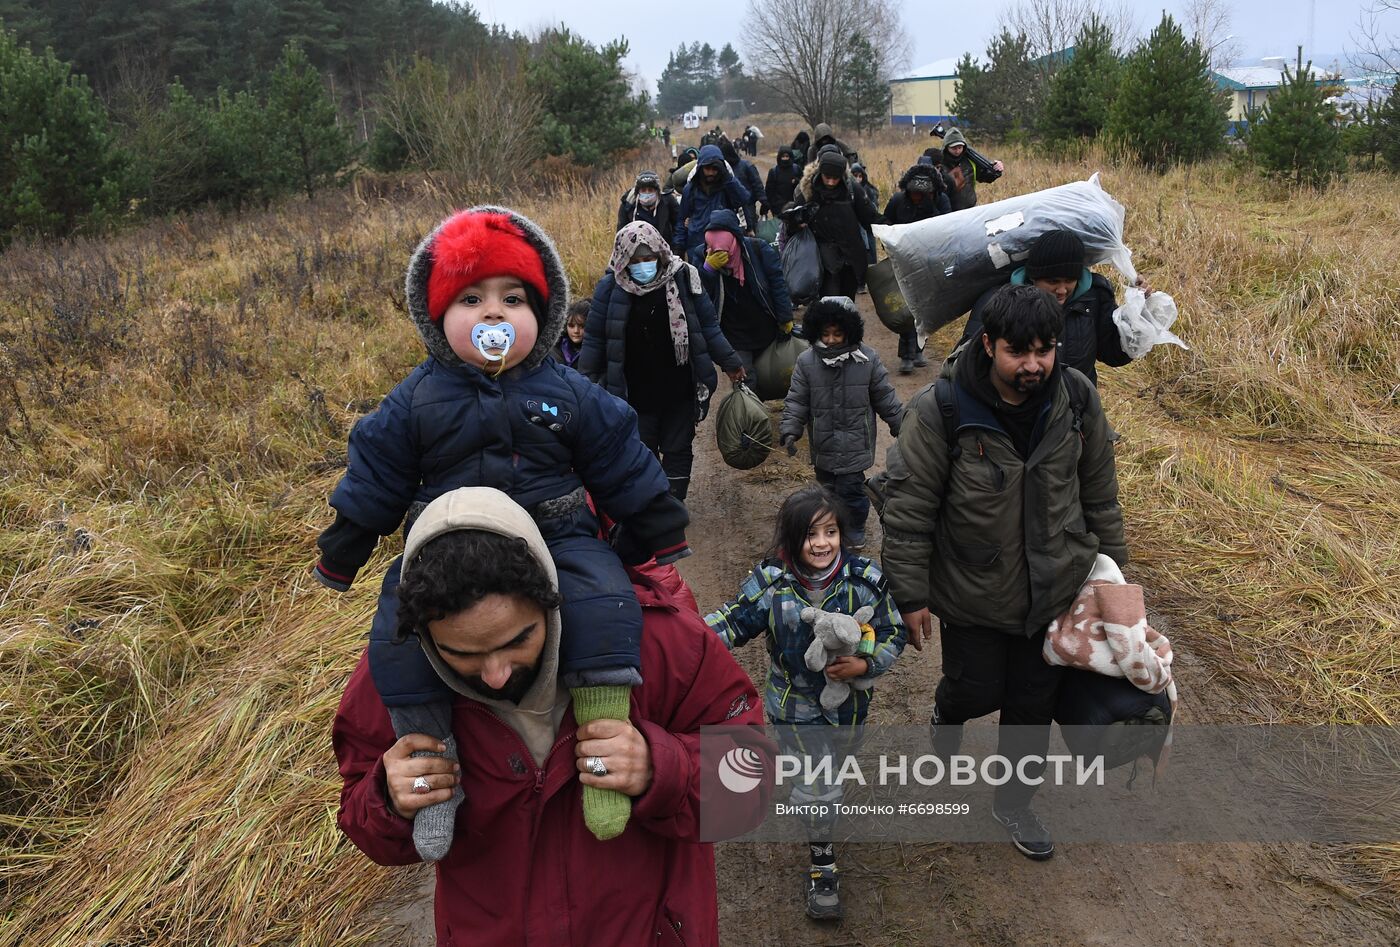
[795,160,856,203]
[802,295,865,349]
[898,163,945,193]
[405,206,570,374]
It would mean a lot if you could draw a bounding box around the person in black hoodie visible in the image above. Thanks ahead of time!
[805,122,858,165]
[616,170,679,246]
[766,146,801,218]
[786,147,882,299]
[719,136,768,224]
[882,163,952,373]
[790,130,811,174]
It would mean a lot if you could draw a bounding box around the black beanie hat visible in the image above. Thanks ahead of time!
[1025,230,1085,281]
[818,148,847,176]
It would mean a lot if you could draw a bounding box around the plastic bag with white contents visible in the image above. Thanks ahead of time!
[873,173,1136,334]
[1111,288,1187,359]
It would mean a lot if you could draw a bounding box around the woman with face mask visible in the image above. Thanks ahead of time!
[616,171,680,247]
[579,222,746,502]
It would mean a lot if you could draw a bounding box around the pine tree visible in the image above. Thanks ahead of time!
[949,31,1039,139]
[1040,14,1120,141]
[949,52,986,127]
[835,32,890,135]
[1247,49,1342,188]
[264,43,355,199]
[717,42,742,100]
[209,87,281,209]
[528,29,645,166]
[718,43,741,79]
[121,80,220,214]
[657,42,720,116]
[1106,13,1230,170]
[1375,85,1400,172]
[0,28,126,243]
[1340,101,1382,169]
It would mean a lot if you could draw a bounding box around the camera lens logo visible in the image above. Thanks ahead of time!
[717,746,765,794]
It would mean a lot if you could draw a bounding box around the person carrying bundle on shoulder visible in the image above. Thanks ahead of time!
[956,229,1155,387]
[880,282,1127,863]
[926,127,1004,211]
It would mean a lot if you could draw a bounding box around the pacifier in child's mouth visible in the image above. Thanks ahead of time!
[471,323,516,364]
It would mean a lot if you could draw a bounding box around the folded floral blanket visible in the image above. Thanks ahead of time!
[1044,554,1178,713]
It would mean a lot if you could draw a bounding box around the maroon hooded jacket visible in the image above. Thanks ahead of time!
[334,572,768,946]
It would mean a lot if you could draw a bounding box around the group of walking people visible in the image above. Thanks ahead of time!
[325,119,1163,943]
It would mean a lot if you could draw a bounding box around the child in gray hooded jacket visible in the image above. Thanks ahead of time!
[780,297,903,548]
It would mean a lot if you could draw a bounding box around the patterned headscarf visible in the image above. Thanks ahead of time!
[609,221,695,365]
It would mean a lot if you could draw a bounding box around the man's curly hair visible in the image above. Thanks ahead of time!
[396,530,561,641]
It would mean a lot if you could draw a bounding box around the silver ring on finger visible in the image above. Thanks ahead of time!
[412,775,431,794]
[586,756,608,777]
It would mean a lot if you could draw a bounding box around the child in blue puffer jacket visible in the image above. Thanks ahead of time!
[314,206,691,860]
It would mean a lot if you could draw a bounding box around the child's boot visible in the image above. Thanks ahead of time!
[805,865,843,921]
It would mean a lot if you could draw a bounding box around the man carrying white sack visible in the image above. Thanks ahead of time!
[956,229,1156,387]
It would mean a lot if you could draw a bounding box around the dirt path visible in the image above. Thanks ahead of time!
[368,291,1396,946]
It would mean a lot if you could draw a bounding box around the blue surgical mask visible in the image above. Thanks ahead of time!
[628,261,659,283]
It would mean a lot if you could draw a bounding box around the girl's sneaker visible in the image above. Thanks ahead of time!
[805,865,843,921]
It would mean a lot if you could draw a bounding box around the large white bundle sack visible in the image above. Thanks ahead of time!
[873,172,1136,333]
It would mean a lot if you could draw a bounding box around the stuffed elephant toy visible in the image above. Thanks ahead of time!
[801,604,877,711]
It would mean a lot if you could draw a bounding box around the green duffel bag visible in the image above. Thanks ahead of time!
[867,257,915,335]
[751,333,808,401]
[715,383,773,470]
[669,159,696,193]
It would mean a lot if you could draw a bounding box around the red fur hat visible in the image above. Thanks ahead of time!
[425,211,551,321]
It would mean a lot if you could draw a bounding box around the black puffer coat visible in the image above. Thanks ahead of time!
[616,186,679,246]
[766,147,801,213]
[792,162,881,281]
[580,266,742,404]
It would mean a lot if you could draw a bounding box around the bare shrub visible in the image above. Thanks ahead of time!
[741,0,910,126]
[377,55,544,201]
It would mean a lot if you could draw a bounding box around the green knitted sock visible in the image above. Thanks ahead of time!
[571,684,633,841]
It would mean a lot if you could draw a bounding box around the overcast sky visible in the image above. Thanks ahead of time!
[472,0,1372,92]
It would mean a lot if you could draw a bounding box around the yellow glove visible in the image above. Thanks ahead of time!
[780,320,794,336]
[704,249,730,270]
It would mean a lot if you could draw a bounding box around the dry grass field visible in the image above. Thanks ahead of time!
[0,126,1397,944]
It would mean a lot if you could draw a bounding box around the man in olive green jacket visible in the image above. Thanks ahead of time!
[880,283,1126,861]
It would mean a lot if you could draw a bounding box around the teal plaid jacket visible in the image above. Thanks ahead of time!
[705,554,906,725]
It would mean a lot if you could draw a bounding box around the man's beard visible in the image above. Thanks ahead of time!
[465,665,538,703]
[1010,369,1046,393]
